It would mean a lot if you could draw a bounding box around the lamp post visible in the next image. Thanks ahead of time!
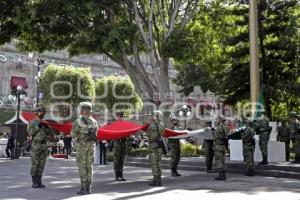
[30,53,44,107]
[178,105,191,130]
[14,85,24,159]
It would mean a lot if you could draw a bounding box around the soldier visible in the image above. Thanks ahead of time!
[113,112,127,181]
[203,121,215,173]
[277,121,290,161]
[214,116,228,181]
[147,110,165,186]
[168,118,181,177]
[288,111,300,163]
[255,111,270,165]
[71,102,98,195]
[27,108,58,188]
[242,120,256,176]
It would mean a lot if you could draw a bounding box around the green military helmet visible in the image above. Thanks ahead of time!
[79,102,93,112]
[35,107,46,113]
[289,111,297,116]
[246,120,253,126]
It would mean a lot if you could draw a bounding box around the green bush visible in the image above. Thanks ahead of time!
[128,148,148,157]
[181,143,203,157]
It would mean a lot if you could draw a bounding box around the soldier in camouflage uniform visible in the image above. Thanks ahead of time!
[277,121,290,161]
[255,111,270,165]
[242,120,256,176]
[71,102,98,195]
[214,116,228,181]
[147,110,165,186]
[288,112,300,163]
[27,108,58,188]
[113,112,127,181]
[203,121,215,173]
[168,118,181,177]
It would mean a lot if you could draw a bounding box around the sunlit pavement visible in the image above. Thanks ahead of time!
[0,157,299,200]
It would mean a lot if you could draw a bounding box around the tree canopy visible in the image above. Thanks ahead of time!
[0,0,200,104]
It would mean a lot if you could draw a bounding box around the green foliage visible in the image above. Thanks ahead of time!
[95,76,142,114]
[128,148,149,157]
[40,64,95,116]
[181,143,203,157]
[172,0,300,120]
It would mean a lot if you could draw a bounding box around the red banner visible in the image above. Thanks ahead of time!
[40,120,186,140]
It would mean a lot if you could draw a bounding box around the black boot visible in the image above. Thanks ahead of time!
[249,169,255,176]
[171,168,177,177]
[156,176,162,186]
[259,155,268,165]
[292,157,300,163]
[120,171,126,181]
[149,176,158,186]
[115,171,123,181]
[206,166,215,173]
[77,181,87,195]
[215,171,226,181]
[32,176,39,188]
[86,182,91,194]
[37,176,45,188]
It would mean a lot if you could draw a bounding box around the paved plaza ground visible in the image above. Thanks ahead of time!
[0,157,299,200]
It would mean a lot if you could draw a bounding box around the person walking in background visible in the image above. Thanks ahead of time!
[203,121,215,173]
[63,135,72,159]
[99,140,108,165]
[169,117,182,177]
[5,131,15,159]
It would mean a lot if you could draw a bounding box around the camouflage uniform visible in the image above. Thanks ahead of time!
[289,117,300,163]
[113,138,127,181]
[289,118,300,161]
[214,120,228,180]
[256,115,270,164]
[72,114,98,194]
[147,119,165,186]
[169,138,181,176]
[277,123,290,161]
[241,124,256,176]
[203,140,214,172]
[28,119,57,188]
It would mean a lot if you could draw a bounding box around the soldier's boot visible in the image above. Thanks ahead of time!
[292,157,300,163]
[259,156,268,165]
[215,171,226,181]
[120,171,126,181]
[77,181,87,195]
[115,171,123,181]
[32,176,39,188]
[206,165,215,173]
[86,182,92,194]
[249,169,255,176]
[156,176,162,186]
[149,176,158,186]
[171,168,177,177]
[37,176,45,188]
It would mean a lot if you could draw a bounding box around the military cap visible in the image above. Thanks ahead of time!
[35,107,46,113]
[152,110,163,118]
[246,120,253,125]
[218,115,226,121]
[115,111,124,118]
[79,102,92,111]
[289,111,297,116]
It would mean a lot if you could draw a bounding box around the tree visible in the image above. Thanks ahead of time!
[40,64,95,118]
[0,0,200,104]
[95,75,142,118]
[172,0,300,119]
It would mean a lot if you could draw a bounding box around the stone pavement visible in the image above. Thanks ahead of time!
[0,157,299,200]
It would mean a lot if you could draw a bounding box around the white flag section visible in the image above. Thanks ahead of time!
[168,127,214,140]
[168,126,247,141]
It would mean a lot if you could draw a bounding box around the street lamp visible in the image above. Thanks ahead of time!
[29,53,44,107]
[178,105,191,130]
[14,85,24,159]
